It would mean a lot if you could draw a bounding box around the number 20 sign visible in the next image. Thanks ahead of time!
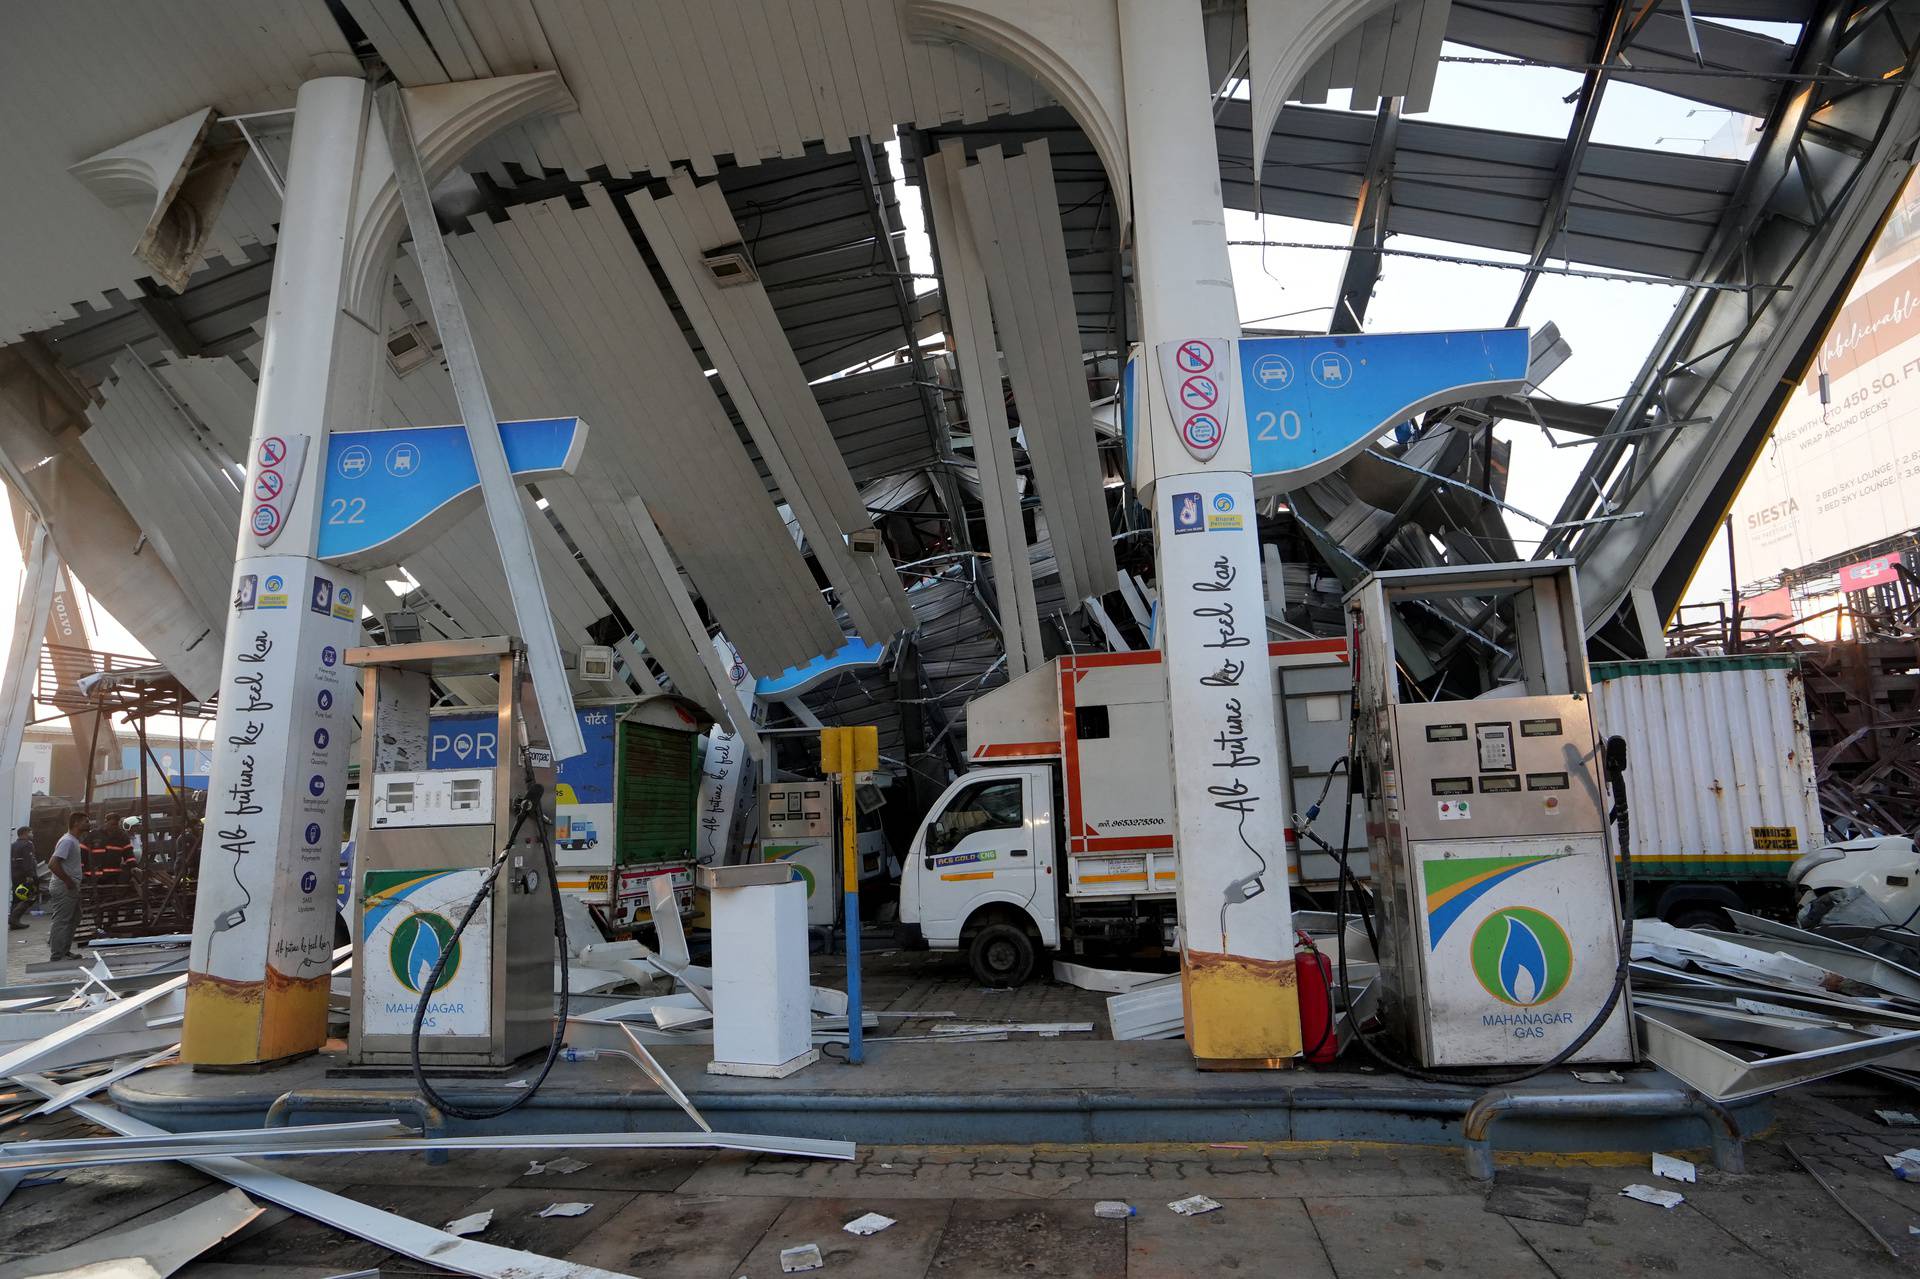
[1230,328,1531,486]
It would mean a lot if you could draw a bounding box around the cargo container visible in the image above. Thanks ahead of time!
[1589,654,1820,926]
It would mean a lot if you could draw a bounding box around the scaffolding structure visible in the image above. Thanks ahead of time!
[31,644,212,940]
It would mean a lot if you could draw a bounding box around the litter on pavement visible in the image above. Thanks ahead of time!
[536,1202,594,1218]
[444,1209,494,1236]
[1168,1194,1222,1216]
[1620,1185,1685,1209]
[1651,1153,1696,1183]
[843,1211,895,1235]
[780,1243,826,1272]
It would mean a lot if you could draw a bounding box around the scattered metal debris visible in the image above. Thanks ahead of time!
[1168,1194,1222,1216]
[16,1078,631,1279]
[1,1186,260,1278]
[445,1209,494,1237]
[0,1122,855,1173]
[537,1202,593,1218]
[1652,1153,1696,1184]
[1050,961,1173,994]
[1877,1109,1919,1126]
[932,1021,1092,1036]
[780,1243,826,1272]
[1620,1184,1684,1209]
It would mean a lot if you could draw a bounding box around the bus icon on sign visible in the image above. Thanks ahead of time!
[386,443,420,476]
[1313,352,1353,388]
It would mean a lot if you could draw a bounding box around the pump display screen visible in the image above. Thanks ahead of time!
[1431,777,1474,796]
[1520,718,1562,737]
[1526,772,1570,791]
[1425,723,1468,742]
[1478,774,1521,793]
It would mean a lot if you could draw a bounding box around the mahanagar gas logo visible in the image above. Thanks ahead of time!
[390,910,462,994]
[1470,906,1572,1007]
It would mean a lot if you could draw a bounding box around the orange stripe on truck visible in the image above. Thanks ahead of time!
[940,871,995,882]
[972,741,1057,759]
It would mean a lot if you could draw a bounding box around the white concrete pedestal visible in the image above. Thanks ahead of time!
[706,875,816,1078]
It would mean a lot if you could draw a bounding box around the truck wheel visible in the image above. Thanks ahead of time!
[1666,905,1731,931]
[968,923,1036,987]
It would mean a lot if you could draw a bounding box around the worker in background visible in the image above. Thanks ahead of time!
[9,826,35,931]
[46,812,85,962]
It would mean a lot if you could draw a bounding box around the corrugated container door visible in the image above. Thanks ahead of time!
[617,722,696,866]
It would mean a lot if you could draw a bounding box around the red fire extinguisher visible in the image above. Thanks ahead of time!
[1296,932,1336,1067]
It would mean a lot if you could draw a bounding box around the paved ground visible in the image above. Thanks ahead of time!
[3,1077,1919,1277]
[7,945,1919,1275]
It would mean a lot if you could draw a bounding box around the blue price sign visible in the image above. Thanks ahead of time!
[1238,329,1530,483]
[317,417,588,568]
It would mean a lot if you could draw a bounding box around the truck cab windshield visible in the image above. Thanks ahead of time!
[929,779,1023,856]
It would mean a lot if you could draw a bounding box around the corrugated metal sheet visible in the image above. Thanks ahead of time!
[80,358,241,633]
[629,172,915,643]
[957,142,1116,604]
[350,0,1049,181]
[429,189,848,676]
[1291,0,1451,115]
[1591,657,1823,874]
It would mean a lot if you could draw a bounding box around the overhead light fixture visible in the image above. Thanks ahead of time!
[386,322,435,378]
[578,645,615,683]
[701,242,758,288]
[383,610,423,644]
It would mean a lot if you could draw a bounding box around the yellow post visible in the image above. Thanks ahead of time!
[821,725,877,1063]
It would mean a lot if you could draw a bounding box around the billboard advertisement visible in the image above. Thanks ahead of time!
[1729,175,1920,581]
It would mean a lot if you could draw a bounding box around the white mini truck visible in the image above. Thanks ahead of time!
[898,640,1360,984]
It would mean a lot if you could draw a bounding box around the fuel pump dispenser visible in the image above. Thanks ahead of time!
[1348,563,1635,1070]
[346,637,561,1071]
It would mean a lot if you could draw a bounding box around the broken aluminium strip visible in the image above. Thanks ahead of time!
[0,1114,852,1174]
[14,1074,635,1279]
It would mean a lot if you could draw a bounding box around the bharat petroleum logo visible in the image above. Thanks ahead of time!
[1470,907,1572,1007]
[390,911,461,994]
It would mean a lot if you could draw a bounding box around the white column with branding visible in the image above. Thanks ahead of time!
[1118,0,1300,1065]
[184,78,372,1066]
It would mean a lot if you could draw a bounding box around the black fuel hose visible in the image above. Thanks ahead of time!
[409,771,571,1120]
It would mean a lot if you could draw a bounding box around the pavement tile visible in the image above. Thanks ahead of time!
[1305,1193,1555,1278]
[1683,1159,1920,1274]
[1507,1195,1790,1279]
[1129,1194,1334,1278]
[926,1198,1126,1278]
[562,1190,788,1277]
[734,1196,952,1279]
